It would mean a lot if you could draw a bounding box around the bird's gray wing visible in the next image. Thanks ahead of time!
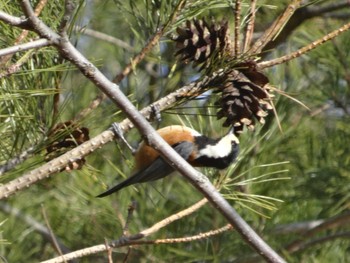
[96,141,194,197]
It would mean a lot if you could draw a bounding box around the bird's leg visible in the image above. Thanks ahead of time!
[150,104,162,129]
[111,122,137,155]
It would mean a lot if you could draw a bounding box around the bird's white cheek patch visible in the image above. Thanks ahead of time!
[197,137,233,159]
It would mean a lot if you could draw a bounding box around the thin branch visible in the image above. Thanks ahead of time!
[41,205,66,261]
[73,26,134,52]
[249,0,303,55]
[58,0,76,35]
[270,219,324,235]
[289,231,350,253]
[0,202,72,255]
[127,224,233,245]
[259,0,350,53]
[243,0,257,52]
[21,0,37,18]
[257,21,350,70]
[122,201,137,236]
[0,11,29,29]
[234,0,242,56]
[40,244,107,263]
[113,0,186,83]
[285,211,350,253]
[0,146,35,176]
[0,53,35,78]
[20,0,60,42]
[136,198,208,238]
[0,38,51,57]
[306,1,350,17]
[0,0,48,65]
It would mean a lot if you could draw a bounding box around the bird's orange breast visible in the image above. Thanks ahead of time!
[134,125,199,170]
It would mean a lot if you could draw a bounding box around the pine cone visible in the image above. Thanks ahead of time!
[172,19,230,70]
[46,121,90,171]
[215,67,272,134]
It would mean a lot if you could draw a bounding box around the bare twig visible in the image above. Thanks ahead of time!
[113,0,186,83]
[270,219,324,235]
[303,1,350,17]
[285,211,350,253]
[135,198,208,238]
[0,146,36,176]
[123,201,137,236]
[58,0,76,35]
[243,0,257,52]
[0,0,48,65]
[104,239,113,263]
[73,26,134,52]
[288,231,350,253]
[0,202,72,255]
[259,0,350,54]
[0,11,29,28]
[40,244,108,263]
[128,224,233,244]
[0,38,51,58]
[234,0,242,56]
[249,0,303,55]
[41,205,66,262]
[257,21,350,69]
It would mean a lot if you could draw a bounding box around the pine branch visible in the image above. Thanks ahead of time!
[249,0,303,55]
[234,0,242,56]
[257,21,350,69]
[0,38,51,57]
[73,26,134,51]
[243,0,257,52]
[260,0,350,53]
[113,0,186,83]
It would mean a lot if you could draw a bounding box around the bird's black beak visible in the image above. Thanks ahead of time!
[227,126,235,135]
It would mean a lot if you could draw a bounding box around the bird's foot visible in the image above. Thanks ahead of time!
[111,122,137,155]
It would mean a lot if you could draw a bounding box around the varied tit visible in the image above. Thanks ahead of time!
[97,125,239,197]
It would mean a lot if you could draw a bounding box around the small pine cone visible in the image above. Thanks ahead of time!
[46,121,90,171]
[216,69,272,134]
[172,19,230,70]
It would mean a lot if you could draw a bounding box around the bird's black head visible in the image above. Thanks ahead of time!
[194,129,239,169]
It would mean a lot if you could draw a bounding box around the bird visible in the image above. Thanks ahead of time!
[97,125,239,197]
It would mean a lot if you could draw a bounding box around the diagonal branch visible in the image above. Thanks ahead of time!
[243,0,257,52]
[249,0,303,55]
[0,38,51,57]
[0,201,72,255]
[113,0,186,83]
[0,11,30,29]
[284,211,350,253]
[257,21,350,69]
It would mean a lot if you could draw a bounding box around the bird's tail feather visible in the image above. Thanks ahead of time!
[96,141,194,197]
